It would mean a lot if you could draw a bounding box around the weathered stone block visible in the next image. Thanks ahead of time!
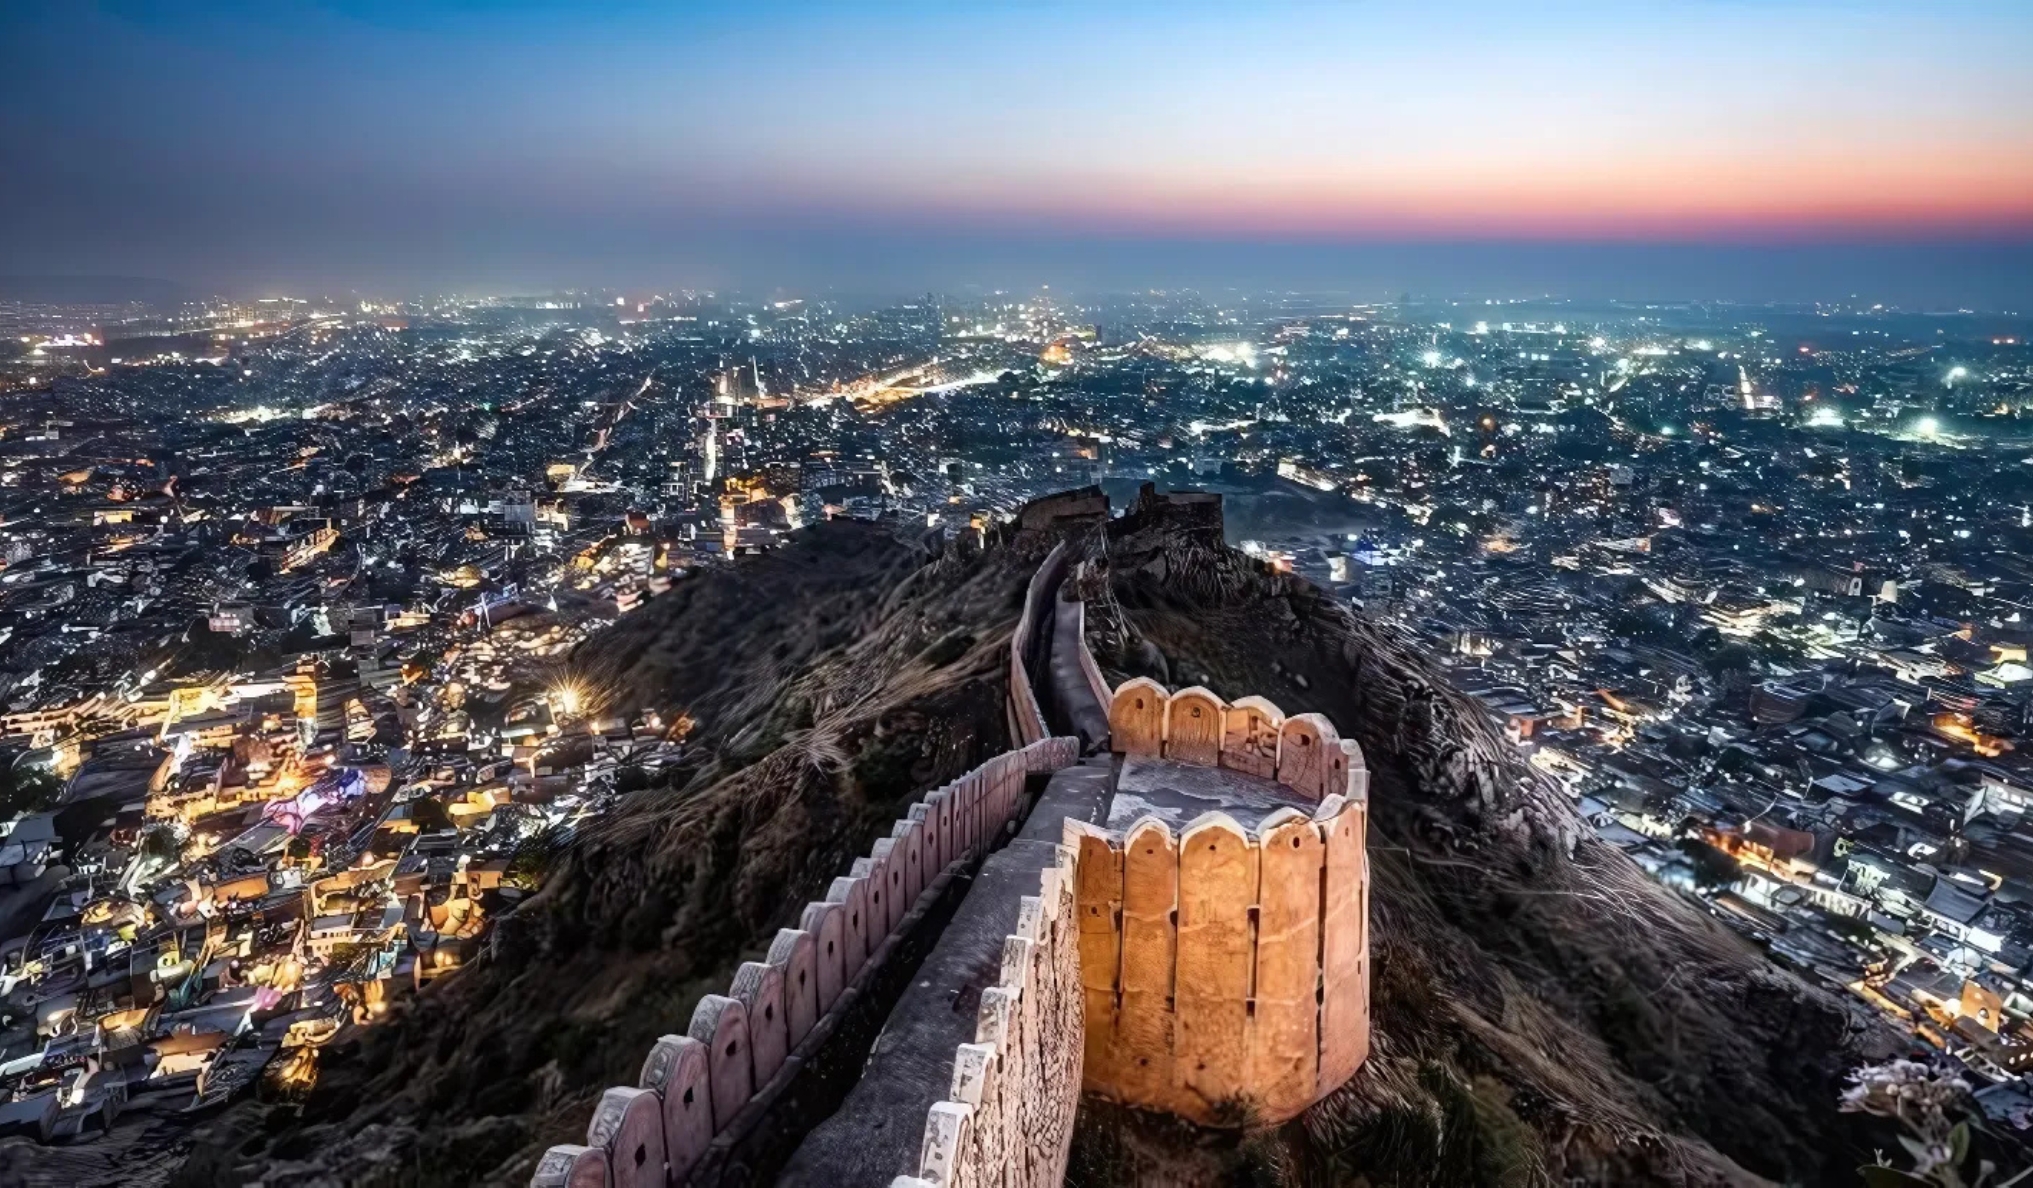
[931,787,956,870]
[800,900,848,1015]
[1316,795,1367,1096]
[730,960,789,1087]
[686,993,753,1130]
[1252,809,1322,1120]
[637,1034,712,1183]
[1174,813,1254,1116]
[1164,687,1225,766]
[1220,695,1284,780]
[766,927,820,1049]
[1115,817,1177,1106]
[1108,678,1167,757]
[1070,825,1122,1097]
[826,875,873,976]
[870,838,904,937]
[529,1144,610,1188]
[893,818,926,912]
[1276,712,1342,801]
[959,771,984,853]
[1340,738,1369,802]
[587,1086,664,1188]
[918,1100,972,1188]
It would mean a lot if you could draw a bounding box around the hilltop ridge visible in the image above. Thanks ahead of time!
[134,495,1914,1187]
[1065,485,1899,1185]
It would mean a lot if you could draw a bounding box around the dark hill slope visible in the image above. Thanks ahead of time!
[175,521,1039,1187]
[149,508,1912,1188]
[1070,507,1901,1187]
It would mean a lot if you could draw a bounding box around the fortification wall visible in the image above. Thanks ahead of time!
[1006,541,1064,746]
[895,679,1372,1188]
[531,738,1078,1188]
[1090,679,1370,1124]
[535,527,1082,1188]
[895,802,1366,1186]
[885,844,1085,1188]
[1070,791,1368,1125]
[543,524,1370,1188]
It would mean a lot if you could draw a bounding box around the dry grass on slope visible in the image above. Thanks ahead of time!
[1079,528,1899,1187]
[183,523,1038,1188]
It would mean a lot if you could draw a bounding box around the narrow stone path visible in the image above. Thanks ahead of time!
[780,558,1117,1187]
[1046,594,1109,750]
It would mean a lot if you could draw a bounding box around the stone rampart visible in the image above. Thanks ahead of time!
[531,736,1080,1188]
[1068,792,1368,1126]
[1106,678,1370,804]
[534,536,1084,1187]
[895,792,1366,1183]
[544,521,1370,1188]
[1088,679,1370,1124]
[884,843,1085,1188]
[1006,542,1064,746]
[895,678,1372,1185]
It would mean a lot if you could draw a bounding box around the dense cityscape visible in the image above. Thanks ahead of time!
[1,285,2031,1162]
[9,0,2033,1177]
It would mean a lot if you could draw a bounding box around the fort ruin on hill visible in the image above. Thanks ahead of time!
[532,487,1375,1188]
[495,482,1921,1188]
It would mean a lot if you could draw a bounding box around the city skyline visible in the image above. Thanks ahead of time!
[4,0,2031,303]
[3,283,2032,1184]
[9,7,2033,1184]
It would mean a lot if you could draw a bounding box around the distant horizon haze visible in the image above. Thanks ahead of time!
[3,0,2029,305]
[7,236,2031,314]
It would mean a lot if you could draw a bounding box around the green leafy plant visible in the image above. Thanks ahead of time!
[1842,1061,2028,1188]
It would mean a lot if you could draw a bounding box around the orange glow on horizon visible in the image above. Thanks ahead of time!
[812,143,2033,242]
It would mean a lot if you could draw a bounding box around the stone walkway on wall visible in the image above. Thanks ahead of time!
[775,757,1112,1188]
[779,560,1119,1188]
[768,544,1361,1188]
[1048,596,1110,751]
[1107,756,1312,834]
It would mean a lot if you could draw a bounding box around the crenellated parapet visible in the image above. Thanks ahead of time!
[1107,677,1369,804]
[889,844,1085,1188]
[1067,794,1368,1126]
[1084,679,1370,1124]
[532,736,1080,1188]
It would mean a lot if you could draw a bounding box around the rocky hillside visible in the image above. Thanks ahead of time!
[167,520,1040,1187]
[1069,494,1903,1187]
[143,496,1927,1188]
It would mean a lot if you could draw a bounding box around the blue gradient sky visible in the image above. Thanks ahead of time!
[3,1,2030,301]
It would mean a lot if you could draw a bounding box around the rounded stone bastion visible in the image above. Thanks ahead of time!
[1073,678,1371,1126]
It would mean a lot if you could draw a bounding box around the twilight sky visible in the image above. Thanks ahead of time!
[4,0,2031,303]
